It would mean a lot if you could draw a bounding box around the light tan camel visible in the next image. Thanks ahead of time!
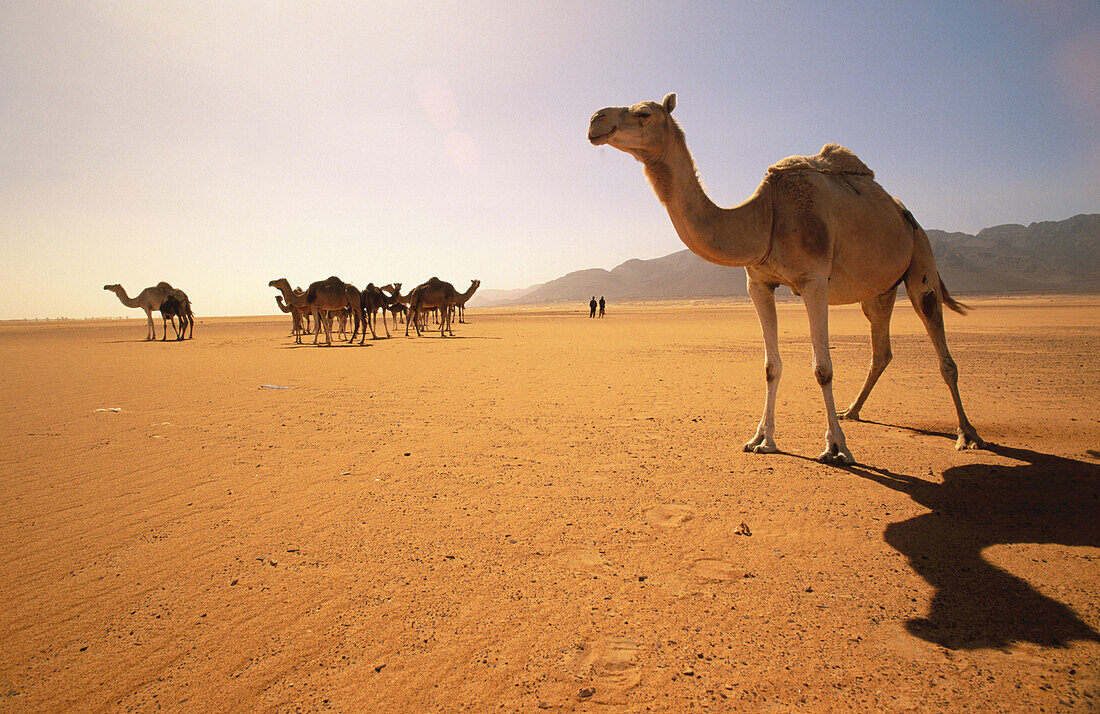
[406,277,458,337]
[305,276,361,346]
[588,93,982,463]
[103,283,173,340]
[269,279,313,344]
[452,279,481,323]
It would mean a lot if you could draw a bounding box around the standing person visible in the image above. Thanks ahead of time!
[598,296,606,318]
[589,296,597,318]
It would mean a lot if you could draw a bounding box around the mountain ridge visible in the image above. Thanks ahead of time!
[470,214,1099,306]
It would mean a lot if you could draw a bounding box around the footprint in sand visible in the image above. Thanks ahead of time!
[566,636,643,699]
[558,547,614,577]
[644,504,694,528]
[690,558,738,583]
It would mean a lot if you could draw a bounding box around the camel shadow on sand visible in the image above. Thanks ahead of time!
[829,430,1100,650]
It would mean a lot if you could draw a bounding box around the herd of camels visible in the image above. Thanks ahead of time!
[268,276,481,343]
[103,93,986,464]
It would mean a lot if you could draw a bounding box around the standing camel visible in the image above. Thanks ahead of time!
[306,276,361,346]
[103,283,173,340]
[588,93,982,463]
[160,283,194,339]
[269,279,312,344]
[405,277,458,337]
[451,279,481,324]
[382,283,408,330]
[359,283,392,339]
[158,297,187,341]
[275,294,311,338]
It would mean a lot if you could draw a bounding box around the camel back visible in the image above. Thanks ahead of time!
[767,143,874,178]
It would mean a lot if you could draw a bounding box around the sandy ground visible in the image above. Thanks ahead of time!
[1,296,1098,712]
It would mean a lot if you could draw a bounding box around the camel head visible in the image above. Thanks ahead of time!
[588,93,677,158]
[103,284,120,292]
[269,278,290,290]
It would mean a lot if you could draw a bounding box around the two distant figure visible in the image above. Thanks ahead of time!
[589,296,606,318]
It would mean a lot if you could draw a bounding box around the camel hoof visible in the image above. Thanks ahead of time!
[837,408,861,422]
[817,445,855,465]
[743,437,777,454]
[956,431,985,450]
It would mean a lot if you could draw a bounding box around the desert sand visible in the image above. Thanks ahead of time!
[1,296,1098,711]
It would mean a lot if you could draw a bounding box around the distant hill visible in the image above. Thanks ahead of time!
[926,213,1099,294]
[471,214,1098,306]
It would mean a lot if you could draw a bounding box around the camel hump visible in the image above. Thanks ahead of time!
[767,143,874,178]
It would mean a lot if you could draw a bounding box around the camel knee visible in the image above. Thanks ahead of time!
[873,348,893,370]
[814,362,833,386]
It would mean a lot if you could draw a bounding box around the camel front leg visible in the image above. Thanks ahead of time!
[801,280,854,464]
[743,279,781,454]
[144,307,155,340]
[839,289,897,421]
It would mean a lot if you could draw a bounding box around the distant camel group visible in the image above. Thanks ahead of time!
[268,276,480,344]
[103,282,194,341]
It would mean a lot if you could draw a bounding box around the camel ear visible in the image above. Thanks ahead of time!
[663,93,676,114]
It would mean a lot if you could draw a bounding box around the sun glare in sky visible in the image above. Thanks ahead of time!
[1,1,1097,318]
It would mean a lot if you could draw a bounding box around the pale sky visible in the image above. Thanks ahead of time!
[2,1,1097,318]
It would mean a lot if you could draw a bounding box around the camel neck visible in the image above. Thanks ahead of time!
[112,288,140,308]
[641,123,772,267]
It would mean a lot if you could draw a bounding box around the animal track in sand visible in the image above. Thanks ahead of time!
[557,547,614,576]
[566,636,643,699]
[644,504,694,528]
[690,558,738,583]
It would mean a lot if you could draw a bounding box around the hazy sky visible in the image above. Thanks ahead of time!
[2,1,1097,318]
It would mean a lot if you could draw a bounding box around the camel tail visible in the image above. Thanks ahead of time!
[939,278,970,315]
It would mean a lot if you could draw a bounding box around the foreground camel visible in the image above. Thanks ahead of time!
[452,279,481,323]
[588,93,982,463]
[103,283,173,340]
[406,277,458,337]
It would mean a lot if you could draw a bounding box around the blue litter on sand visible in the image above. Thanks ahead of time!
[260,385,292,390]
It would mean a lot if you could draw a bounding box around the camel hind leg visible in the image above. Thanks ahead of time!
[839,288,897,421]
[903,239,983,450]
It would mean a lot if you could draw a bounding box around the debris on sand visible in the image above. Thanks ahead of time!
[260,385,291,390]
[734,522,752,537]
[94,407,121,413]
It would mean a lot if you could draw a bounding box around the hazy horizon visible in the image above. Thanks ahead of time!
[3,1,1098,319]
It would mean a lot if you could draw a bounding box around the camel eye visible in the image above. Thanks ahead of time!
[635,111,652,120]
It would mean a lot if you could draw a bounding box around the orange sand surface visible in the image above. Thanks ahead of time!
[2,297,1098,711]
